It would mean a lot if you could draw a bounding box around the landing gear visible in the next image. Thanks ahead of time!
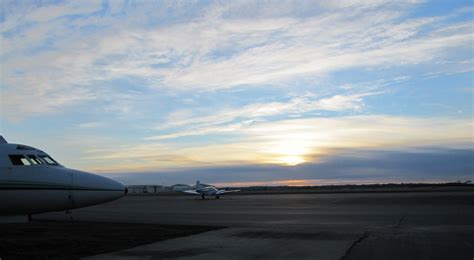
[201,195,205,200]
[215,196,220,199]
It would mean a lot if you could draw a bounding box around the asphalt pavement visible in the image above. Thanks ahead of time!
[36,191,474,259]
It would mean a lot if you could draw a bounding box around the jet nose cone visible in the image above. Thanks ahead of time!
[71,170,126,209]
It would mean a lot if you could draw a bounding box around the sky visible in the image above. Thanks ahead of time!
[0,0,473,186]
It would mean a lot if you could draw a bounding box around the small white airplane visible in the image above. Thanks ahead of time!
[0,136,127,222]
[183,181,240,199]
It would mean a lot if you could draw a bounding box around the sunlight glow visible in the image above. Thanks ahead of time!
[262,133,314,166]
[279,155,306,166]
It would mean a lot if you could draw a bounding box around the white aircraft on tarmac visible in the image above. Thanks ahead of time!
[183,181,240,199]
[0,136,127,222]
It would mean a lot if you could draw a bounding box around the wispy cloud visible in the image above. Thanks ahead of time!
[77,121,108,129]
[1,0,472,120]
[149,91,383,140]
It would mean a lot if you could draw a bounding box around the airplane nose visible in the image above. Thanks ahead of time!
[71,170,126,209]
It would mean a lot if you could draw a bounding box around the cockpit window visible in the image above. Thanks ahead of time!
[8,155,31,166]
[39,155,59,165]
[27,155,43,164]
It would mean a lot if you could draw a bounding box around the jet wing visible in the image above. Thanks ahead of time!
[183,190,201,195]
[216,189,240,195]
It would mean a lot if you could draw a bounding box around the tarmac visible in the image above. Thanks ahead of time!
[36,191,474,259]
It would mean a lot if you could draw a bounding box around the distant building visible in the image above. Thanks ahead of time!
[127,185,168,194]
[171,184,192,192]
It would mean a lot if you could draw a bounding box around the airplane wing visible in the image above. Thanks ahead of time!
[183,190,201,195]
[216,189,240,195]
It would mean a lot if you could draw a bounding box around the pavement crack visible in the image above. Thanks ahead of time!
[340,231,370,260]
[395,215,405,228]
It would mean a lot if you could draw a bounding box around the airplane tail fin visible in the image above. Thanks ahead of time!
[196,180,201,189]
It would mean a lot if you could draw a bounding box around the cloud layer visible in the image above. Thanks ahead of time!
[111,147,474,186]
[1,1,472,185]
[1,0,472,120]
[79,115,472,172]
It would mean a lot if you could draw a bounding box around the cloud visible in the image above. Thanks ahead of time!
[312,92,379,111]
[148,91,383,140]
[80,115,473,172]
[26,1,102,23]
[1,0,472,120]
[108,147,474,186]
[1,1,472,186]
[77,121,108,129]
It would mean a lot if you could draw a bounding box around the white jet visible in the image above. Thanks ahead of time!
[0,136,127,222]
[183,181,240,199]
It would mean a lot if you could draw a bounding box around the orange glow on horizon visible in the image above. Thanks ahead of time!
[213,178,452,187]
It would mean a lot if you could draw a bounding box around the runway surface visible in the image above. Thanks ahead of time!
[36,191,474,259]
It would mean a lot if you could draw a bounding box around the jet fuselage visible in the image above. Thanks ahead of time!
[0,137,126,219]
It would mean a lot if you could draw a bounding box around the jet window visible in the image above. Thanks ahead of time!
[27,155,43,164]
[8,155,32,166]
[39,155,59,165]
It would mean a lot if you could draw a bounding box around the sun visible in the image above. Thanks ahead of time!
[279,155,305,166]
[261,132,314,166]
